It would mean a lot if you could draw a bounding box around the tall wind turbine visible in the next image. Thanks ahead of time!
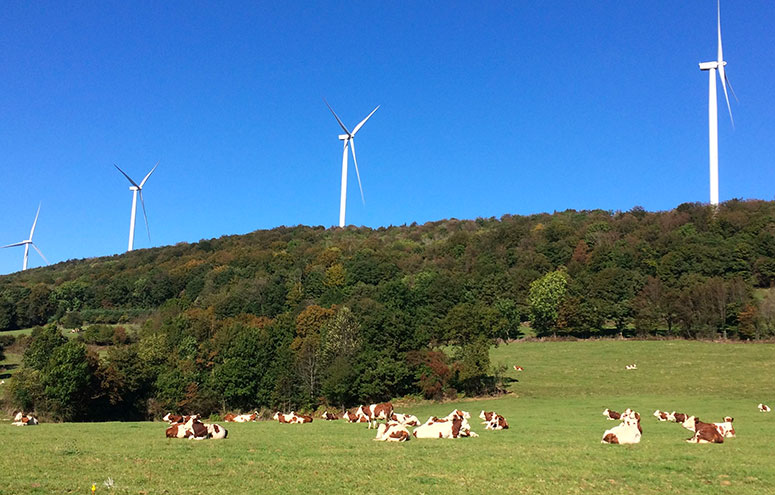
[325,100,379,227]
[699,0,735,206]
[1,203,49,271]
[115,161,158,251]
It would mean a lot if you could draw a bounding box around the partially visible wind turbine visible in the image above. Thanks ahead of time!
[699,0,736,206]
[325,100,379,227]
[115,161,158,251]
[2,203,49,271]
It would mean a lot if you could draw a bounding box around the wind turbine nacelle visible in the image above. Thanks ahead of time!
[129,186,140,191]
[338,134,349,141]
[699,61,721,70]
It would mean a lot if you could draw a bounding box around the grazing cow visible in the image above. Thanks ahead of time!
[513,365,524,371]
[206,423,228,439]
[390,413,420,426]
[413,417,478,439]
[681,416,724,444]
[485,414,509,430]
[758,403,771,413]
[653,410,672,422]
[713,417,735,438]
[356,402,394,429]
[322,411,339,420]
[601,410,641,444]
[602,408,621,421]
[374,422,410,442]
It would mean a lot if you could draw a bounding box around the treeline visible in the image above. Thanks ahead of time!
[3,200,775,420]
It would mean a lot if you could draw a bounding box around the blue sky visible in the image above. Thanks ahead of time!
[1,1,774,275]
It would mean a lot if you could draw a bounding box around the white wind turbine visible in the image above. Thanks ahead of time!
[325,100,379,227]
[699,0,736,206]
[115,161,158,251]
[2,203,49,271]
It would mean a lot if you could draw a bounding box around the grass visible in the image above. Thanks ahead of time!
[1,340,774,494]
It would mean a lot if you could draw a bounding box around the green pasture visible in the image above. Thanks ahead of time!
[2,340,774,495]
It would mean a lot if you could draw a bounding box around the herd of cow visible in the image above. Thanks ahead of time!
[600,407,744,444]
[160,402,510,442]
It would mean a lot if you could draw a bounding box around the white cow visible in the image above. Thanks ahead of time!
[374,422,410,442]
[601,409,641,444]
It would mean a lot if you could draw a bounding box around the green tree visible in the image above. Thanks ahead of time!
[41,341,96,420]
[528,269,569,336]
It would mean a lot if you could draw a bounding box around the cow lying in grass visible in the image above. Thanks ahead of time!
[343,410,368,423]
[390,413,420,426]
[12,412,38,426]
[759,403,771,413]
[273,412,313,423]
[680,416,724,444]
[321,411,339,420]
[165,416,227,440]
[602,408,621,421]
[413,414,479,439]
[224,412,257,422]
[374,422,410,442]
[601,409,641,444]
[479,410,509,430]
[653,410,673,422]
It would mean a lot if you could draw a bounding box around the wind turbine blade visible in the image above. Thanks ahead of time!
[324,99,352,136]
[1,241,27,249]
[31,243,48,265]
[29,203,41,239]
[349,139,365,205]
[114,164,140,188]
[139,160,159,188]
[139,190,151,241]
[351,105,380,136]
[725,73,739,103]
[716,0,733,127]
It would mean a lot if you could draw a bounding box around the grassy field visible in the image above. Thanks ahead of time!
[1,340,774,495]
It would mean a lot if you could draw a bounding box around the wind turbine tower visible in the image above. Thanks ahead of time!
[1,203,49,271]
[699,0,735,206]
[115,162,158,251]
[325,100,379,227]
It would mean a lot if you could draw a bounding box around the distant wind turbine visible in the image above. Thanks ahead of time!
[325,100,379,227]
[2,203,49,271]
[699,0,736,206]
[115,161,158,251]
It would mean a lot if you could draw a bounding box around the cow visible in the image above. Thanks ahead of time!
[374,422,410,442]
[11,412,38,426]
[681,416,724,444]
[232,413,258,423]
[185,419,210,440]
[292,413,313,424]
[653,410,672,422]
[713,417,735,438]
[603,408,621,421]
[322,411,339,420]
[356,402,393,429]
[671,412,689,424]
[759,403,771,413]
[479,410,496,423]
[273,412,296,423]
[413,417,478,439]
[163,413,185,424]
[390,413,420,426]
[206,423,228,439]
[485,414,509,430]
[601,410,641,444]
[342,410,366,423]
[513,365,524,372]
[165,423,187,438]
[625,364,637,370]
[444,409,471,421]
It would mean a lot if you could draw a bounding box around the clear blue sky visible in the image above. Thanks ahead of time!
[1,1,774,275]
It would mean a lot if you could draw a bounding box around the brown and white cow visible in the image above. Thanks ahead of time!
[625,364,637,370]
[390,413,420,426]
[292,413,313,424]
[322,411,339,420]
[603,408,621,421]
[444,409,471,421]
[231,412,258,423]
[479,410,496,423]
[163,413,185,424]
[653,410,672,422]
[342,410,367,423]
[11,412,38,426]
[185,419,210,440]
[356,402,393,429]
[513,365,524,372]
[206,423,228,439]
[671,412,689,424]
[601,409,641,444]
[713,417,735,438]
[273,412,296,423]
[485,414,509,430]
[374,422,410,442]
[758,403,771,413]
[681,416,724,444]
[413,417,478,439]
